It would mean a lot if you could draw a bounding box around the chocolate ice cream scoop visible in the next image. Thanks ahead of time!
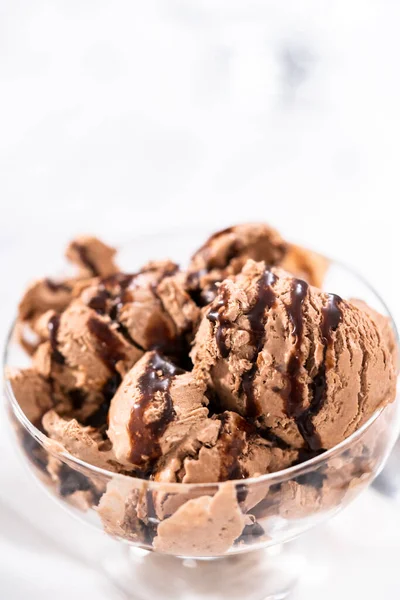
[107,351,209,470]
[65,235,118,278]
[42,410,117,471]
[6,367,53,424]
[26,300,142,426]
[153,484,246,556]
[186,223,287,306]
[17,236,119,356]
[186,223,327,306]
[80,260,200,365]
[31,300,141,395]
[18,236,118,324]
[154,411,297,485]
[191,260,396,451]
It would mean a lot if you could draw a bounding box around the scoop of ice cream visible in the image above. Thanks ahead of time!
[79,261,200,365]
[17,236,118,358]
[18,279,75,324]
[56,301,141,387]
[153,483,245,556]
[6,367,53,424]
[97,479,151,543]
[186,223,287,305]
[154,411,297,485]
[107,351,209,470]
[65,235,118,278]
[18,236,117,323]
[42,410,117,471]
[27,300,142,425]
[44,301,140,387]
[191,260,396,451]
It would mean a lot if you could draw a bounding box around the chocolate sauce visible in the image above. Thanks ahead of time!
[207,286,232,358]
[88,288,109,315]
[241,270,277,417]
[260,428,290,450]
[298,293,343,449]
[45,278,70,293]
[321,293,342,342]
[89,265,187,366]
[128,352,184,466]
[187,228,238,307]
[87,317,126,372]
[90,273,135,317]
[285,279,309,421]
[287,292,342,450]
[217,413,250,481]
[48,314,65,364]
[71,242,98,276]
[101,272,136,290]
[191,227,235,267]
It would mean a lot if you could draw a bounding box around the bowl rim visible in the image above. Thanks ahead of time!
[2,249,399,492]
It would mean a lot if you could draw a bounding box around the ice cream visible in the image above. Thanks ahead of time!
[153,411,297,485]
[153,484,245,556]
[186,223,327,305]
[191,260,396,451]
[18,236,118,331]
[108,351,209,471]
[7,223,397,556]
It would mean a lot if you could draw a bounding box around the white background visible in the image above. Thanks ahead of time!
[1,1,400,598]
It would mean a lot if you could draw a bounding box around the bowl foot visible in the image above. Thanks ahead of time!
[100,543,304,600]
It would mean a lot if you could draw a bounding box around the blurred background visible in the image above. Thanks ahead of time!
[0,1,399,598]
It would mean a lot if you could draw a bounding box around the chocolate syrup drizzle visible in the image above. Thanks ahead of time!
[241,270,277,417]
[217,412,252,481]
[48,314,65,364]
[45,279,71,293]
[284,285,342,450]
[128,352,184,466]
[285,279,309,422]
[87,317,127,372]
[88,266,188,363]
[187,227,237,306]
[71,242,99,276]
[300,294,342,448]
[88,273,135,316]
[207,286,232,358]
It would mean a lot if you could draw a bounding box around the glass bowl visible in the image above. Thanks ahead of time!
[3,229,400,600]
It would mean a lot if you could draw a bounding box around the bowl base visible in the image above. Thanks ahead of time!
[100,543,304,600]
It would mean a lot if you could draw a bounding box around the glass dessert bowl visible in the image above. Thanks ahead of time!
[3,228,399,600]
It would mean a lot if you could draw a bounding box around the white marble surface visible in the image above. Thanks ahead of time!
[1,1,400,598]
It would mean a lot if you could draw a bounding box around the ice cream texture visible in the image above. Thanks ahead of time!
[7,225,397,552]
